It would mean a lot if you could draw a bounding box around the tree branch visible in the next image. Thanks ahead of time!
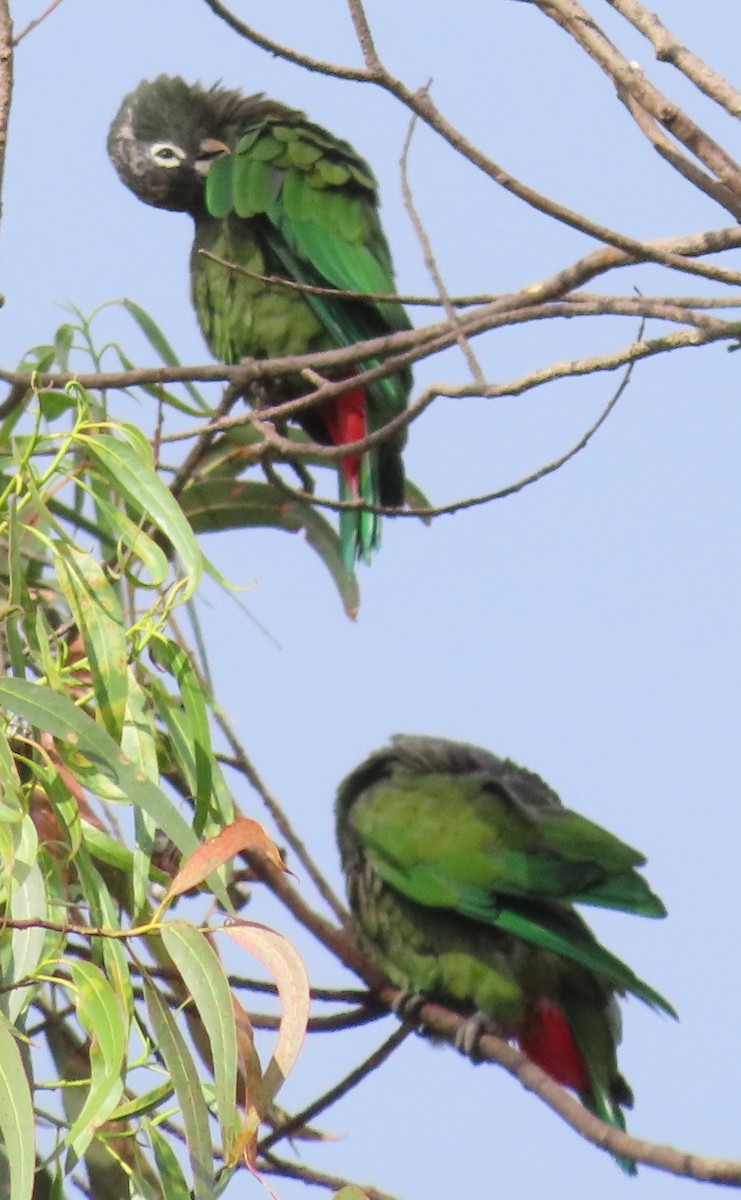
[0,0,12,279]
[605,0,741,119]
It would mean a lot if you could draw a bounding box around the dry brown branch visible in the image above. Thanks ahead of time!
[605,0,741,117]
[236,337,640,523]
[400,105,486,388]
[258,1024,412,1153]
[260,1151,402,1200]
[12,0,64,44]
[620,90,741,219]
[531,0,741,207]
[0,0,12,271]
[201,0,740,275]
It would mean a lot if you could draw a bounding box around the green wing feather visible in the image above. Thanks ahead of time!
[205,115,411,420]
[349,774,676,1016]
[349,774,665,913]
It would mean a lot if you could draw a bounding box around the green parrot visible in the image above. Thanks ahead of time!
[336,735,676,1173]
[107,75,411,569]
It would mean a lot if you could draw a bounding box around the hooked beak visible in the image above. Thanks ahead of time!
[196,137,231,175]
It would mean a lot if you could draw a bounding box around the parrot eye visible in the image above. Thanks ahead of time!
[150,142,185,168]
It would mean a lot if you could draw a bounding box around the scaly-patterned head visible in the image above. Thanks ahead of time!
[107,75,281,215]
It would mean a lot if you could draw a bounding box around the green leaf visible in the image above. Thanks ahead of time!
[55,546,128,739]
[181,478,360,618]
[80,431,202,600]
[81,821,169,887]
[148,1123,191,1200]
[119,299,209,413]
[66,961,126,1158]
[161,922,238,1155]
[89,486,170,587]
[0,678,199,858]
[144,979,216,1200]
[0,1017,34,1200]
[74,848,134,1020]
[110,1081,173,1122]
[403,476,434,524]
[149,641,213,834]
[5,827,48,1023]
[121,670,161,914]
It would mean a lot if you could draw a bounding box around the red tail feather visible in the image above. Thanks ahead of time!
[321,386,367,496]
[517,1001,590,1094]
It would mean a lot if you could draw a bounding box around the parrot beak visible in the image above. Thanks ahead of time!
[196,137,231,174]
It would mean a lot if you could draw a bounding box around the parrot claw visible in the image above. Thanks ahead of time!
[454,1012,493,1062]
[391,990,428,1030]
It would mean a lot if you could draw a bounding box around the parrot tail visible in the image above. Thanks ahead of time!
[321,384,380,570]
[517,1000,637,1176]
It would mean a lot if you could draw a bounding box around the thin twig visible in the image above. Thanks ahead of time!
[532,0,741,204]
[0,0,12,271]
[12,0,64,44]
[605,0,741,118]
[216,720,348,924]
[258,1023,411,1152]
[260,1151,402,1200]
[195,251,741,313]
[200,0,741,277]
[400,102,486,388]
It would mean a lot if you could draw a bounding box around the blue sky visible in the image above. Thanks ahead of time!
[3,1,741,1197]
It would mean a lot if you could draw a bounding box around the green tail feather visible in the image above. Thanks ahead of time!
[583,1088,636,1176]
[339,456,380,570]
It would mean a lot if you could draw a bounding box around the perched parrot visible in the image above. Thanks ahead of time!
[336,735,676,1172]
[107,75,411,570]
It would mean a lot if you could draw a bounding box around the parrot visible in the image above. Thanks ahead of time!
[335,734,676,1173]
[107,75,411,570]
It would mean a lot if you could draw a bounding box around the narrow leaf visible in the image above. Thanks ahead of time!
[160,922,238,1154]
[55,546,128,738]
[144,979,216,1200]
[0,1018,34,1200]
[80,432,202,599]
[120,299,209,413]
[222,922,310,1104]
[148,1123,191,1200]
[182,478,360,618]
[66,961,126,1158]
[0,678,198,858]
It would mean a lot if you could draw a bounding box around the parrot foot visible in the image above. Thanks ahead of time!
[454,1012,495,1062]
[391,990,429,1030]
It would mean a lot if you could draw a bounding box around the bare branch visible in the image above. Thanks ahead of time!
[345,0,382,73]
[0,0,12,270]
[531,0,741,206]
[258,1024,411,1153]
[260,1152,402,1200]
[400,105,486,389]
[200,0,373,81]
[605,0,741,118]
[12,0,64,45]
[199,0,741,273]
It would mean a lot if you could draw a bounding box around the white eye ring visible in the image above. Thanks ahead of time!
[151,142,185,168]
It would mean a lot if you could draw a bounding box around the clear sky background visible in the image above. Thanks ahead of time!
[3,1,741,1197]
